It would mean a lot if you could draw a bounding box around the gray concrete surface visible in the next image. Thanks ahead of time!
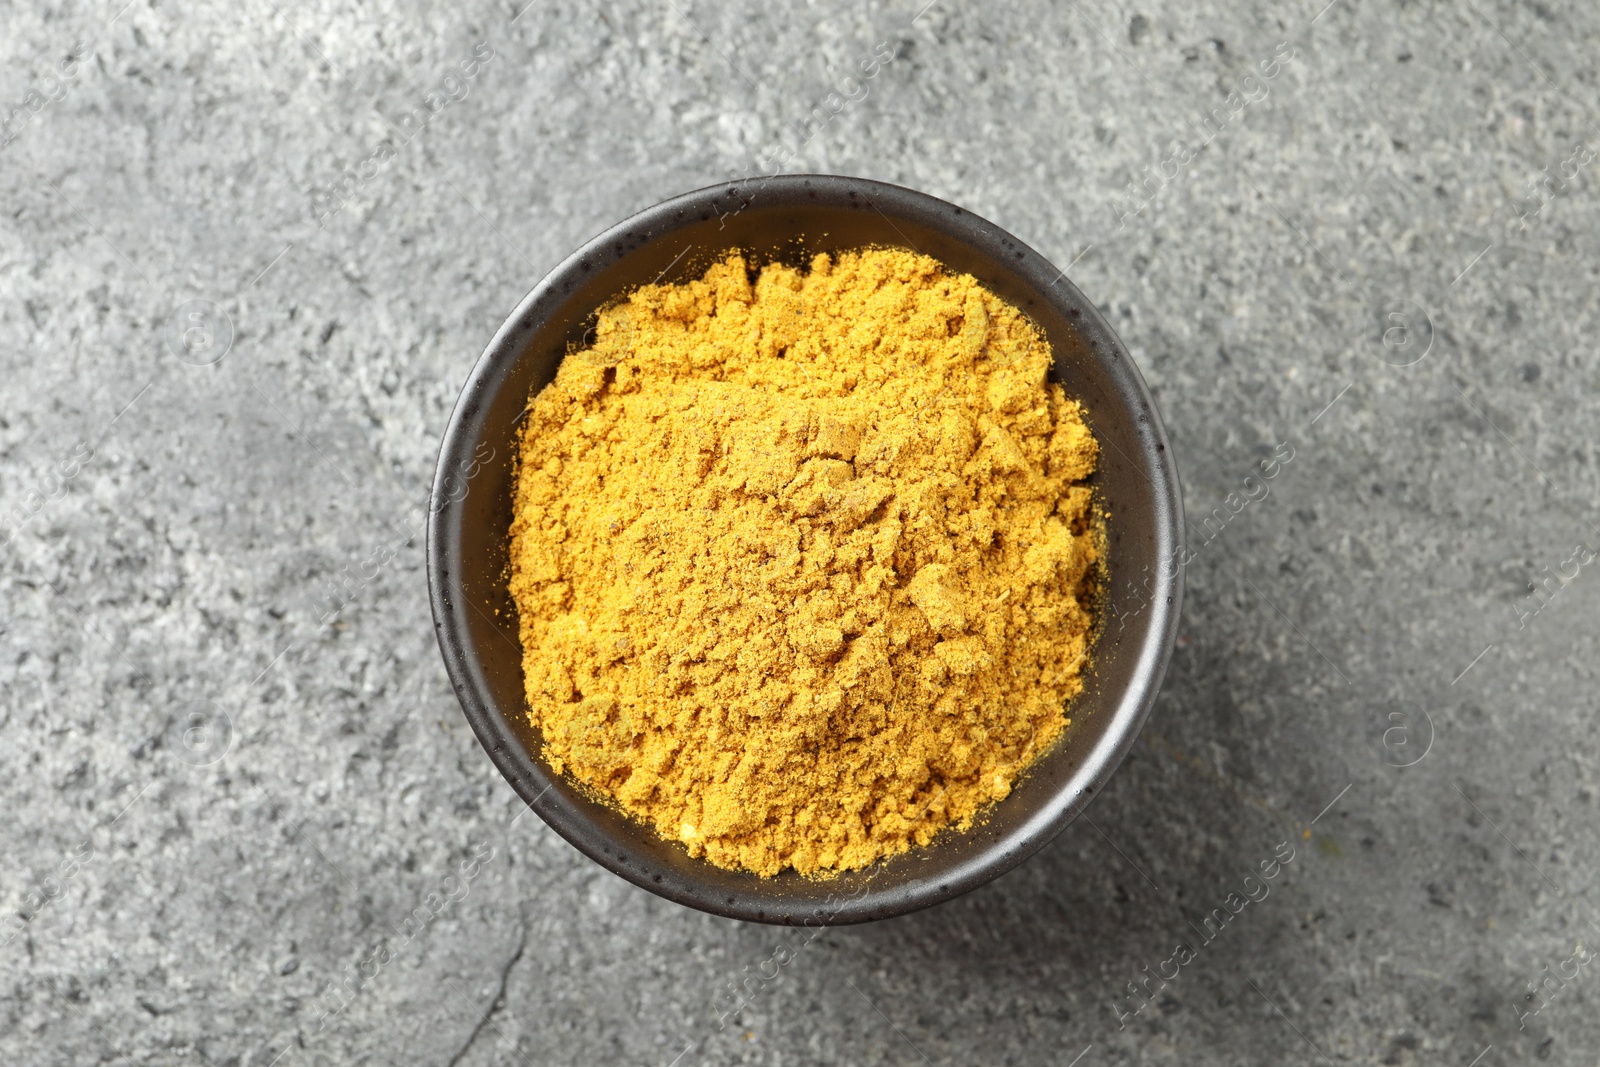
[3,0,1599,1062]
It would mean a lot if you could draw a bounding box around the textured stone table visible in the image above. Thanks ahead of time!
[3,0,1598,1063]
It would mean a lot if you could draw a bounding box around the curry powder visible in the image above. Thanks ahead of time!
[509,248,1100,877]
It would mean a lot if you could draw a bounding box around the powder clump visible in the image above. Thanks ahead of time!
[509,248,1100,877]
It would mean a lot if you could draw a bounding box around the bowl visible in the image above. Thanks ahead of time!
[427,175,1184,925]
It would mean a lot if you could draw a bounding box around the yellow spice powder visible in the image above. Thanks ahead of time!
[509,248,1100,877]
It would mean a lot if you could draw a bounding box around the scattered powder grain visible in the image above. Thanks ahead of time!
[509,248,1100,877]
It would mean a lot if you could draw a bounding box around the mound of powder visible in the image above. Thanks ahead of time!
[508,248,1100,877]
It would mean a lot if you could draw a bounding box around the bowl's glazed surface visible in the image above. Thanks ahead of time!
[427,175,1184,924]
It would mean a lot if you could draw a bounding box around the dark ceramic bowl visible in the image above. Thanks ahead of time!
[427,175,1183,925]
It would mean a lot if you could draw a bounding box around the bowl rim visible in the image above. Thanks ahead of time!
[427,174,1184,924]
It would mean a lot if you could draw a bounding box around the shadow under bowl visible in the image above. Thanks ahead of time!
[427,174,1184,925]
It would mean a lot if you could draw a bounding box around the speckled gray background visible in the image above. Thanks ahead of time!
[3,0,1598,1063]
